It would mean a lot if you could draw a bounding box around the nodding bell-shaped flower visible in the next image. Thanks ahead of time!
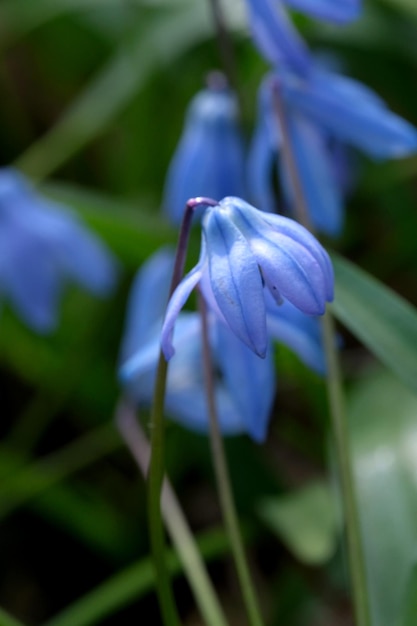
[279,66,417,160]
[248,66,417,236]
[163,74,246,224]
[0,168,117,332]
[120,249,327,442]
[161,196,333,360]
[119,249,275,442]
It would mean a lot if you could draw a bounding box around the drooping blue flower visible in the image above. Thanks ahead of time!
[161,196,333,360]
[0,168,117,332]
[248,67,417,235]
[119,249,275,442]
[163,75,246,224]
[279,66,417,159]
[120,249,326,442]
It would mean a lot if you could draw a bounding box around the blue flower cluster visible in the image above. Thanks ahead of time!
[121,0,416,441]
[246,0,417,235]
[163,0,417,236]
[0,168,117,332]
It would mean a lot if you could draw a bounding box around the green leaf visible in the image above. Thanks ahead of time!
[0,608,25,626]
[44,527,230,626]
[397,563,417,626]
[330,253,417,395]
[0,425,122,519]
[14,1,217,180]
[348,368,417,626]
[258,481,339,565]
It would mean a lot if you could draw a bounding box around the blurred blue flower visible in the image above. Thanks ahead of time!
[119,249,275,442]
[244,0,361,74]
[279,66,417,159]
[120,249,326,442]
[244,0,311,74]
[161,196,333,360]
[163,75,246,224]
[248,68,417,235]
[0,168,117,332]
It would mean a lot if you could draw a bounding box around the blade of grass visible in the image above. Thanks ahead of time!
[14,1,214,180]
[44,527,232,626]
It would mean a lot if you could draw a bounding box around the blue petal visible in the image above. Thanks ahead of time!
[244,0,311,74]
[161,237,208,360]
[280,110,344,236]
[227,198,334,311]
[32,201,117,296]
[163,87,246,224]
[266,295,326,374]
[204,205,267,357]
[280,67,417,159]
[0,228,62,332]
[120,249,174,363]
[214,321,275,442]
[259,211,334,300]
[283,0,361,24]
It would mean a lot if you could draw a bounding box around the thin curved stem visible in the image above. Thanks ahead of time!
[147,197,218,626]
[272,82,371,626]
[198,293,265,626]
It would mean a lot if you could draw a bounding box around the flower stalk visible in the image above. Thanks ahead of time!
[198,292,265,626]
[147,197,218,626]
[272,81,371,626]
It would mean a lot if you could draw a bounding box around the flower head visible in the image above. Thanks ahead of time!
[161,197,333,360]
[120,249,326,442]
[0,168,117,332]
[119,249,275,442]
[248,67,417,235]
[163,75,246,224]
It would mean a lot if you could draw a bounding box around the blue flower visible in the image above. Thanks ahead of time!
[244,0,311,74]
[0,168,117,332]
[161,197,333,360]
[248,68,417,235]
[163,76,246,224]
[119,249,275,442]
[279,66,417,159]
[120,249,326,442]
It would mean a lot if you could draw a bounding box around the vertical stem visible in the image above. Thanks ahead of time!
[272,82,371,626]
[116,400,229,626]
[198,293,264,626]
[147,197,218,626]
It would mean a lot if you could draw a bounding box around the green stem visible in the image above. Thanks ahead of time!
[147,354,180,626]
[116,401,229,626]
[146,197,218,626]
[272,82,371,626]
[322,313,370,626]
[198,293,265,626]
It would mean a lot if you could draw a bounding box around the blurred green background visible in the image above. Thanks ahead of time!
[1,1,417,624]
